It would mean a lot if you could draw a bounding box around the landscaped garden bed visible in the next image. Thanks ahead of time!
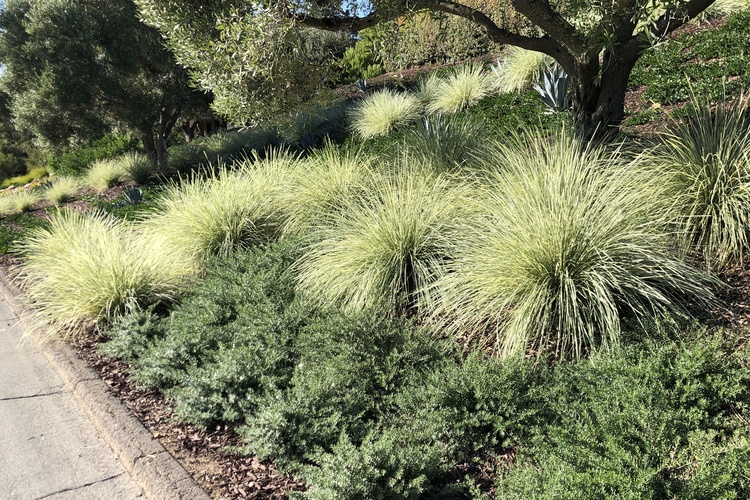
[2,10,750,498]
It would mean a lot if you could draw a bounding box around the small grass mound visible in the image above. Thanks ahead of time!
[0,189,41,215]
[295,168,473,315]
[85,158,127,192]
[492,47,554,94]
[16,210,183,338]
[118,152,154,184]
[350,89,421,138]
[141,154,294,271]
[427,63,495,114]
[647,92,750,269]
[45,176,81,205]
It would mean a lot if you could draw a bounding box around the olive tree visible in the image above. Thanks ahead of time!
[135,0,719,140]
[0,0,212,167]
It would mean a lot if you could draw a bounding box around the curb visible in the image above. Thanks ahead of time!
[0,270,210,500]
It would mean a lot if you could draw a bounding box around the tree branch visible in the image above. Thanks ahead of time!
[434,0,573,68]
[648,0,717,41]
[507,0,586,54]
[293,11,381,32]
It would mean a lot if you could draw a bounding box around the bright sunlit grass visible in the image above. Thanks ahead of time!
[295,166,474,315]
[45,176,81,205]
[85,158,127,192]
[350,89,421,138]
[430,128,716,359]
[492,47,554,93]
[427,63,495,114]
[646,92,750,269]
[16,210,184,338]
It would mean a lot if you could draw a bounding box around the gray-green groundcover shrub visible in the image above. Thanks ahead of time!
[102,241,750,498]
[102,239,309,426]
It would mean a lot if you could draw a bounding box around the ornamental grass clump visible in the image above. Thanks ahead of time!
[647,92,750,270]
[295,167,473,315]
[350,89,421,138]
[492,47,554,94]
[45,176,81,205]
[281,144,373,236]
[427,63,495,114]
[431,129,716,359]
[118,151,154,184]
[141,152,294,271]
[0,189,40,215]
[85,158,127,192]
[16,210,183,338]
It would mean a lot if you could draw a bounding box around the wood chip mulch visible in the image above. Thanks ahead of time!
[71,333,307,500]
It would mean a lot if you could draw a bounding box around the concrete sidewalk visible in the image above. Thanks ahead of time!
[0,276,210,500]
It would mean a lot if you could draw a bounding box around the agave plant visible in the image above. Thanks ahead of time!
[533,64,571,112]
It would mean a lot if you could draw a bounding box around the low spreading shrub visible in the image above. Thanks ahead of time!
[426,63,495,115]
[102,240,307,426]
[497,330,750,498]
[431,129,716,359]
[646,92,750,269]
[350,89,421,139]
[16,210,183,338]
[239,313,447,463]
[295,169,472,315]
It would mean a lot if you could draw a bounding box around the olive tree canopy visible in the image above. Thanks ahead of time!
[135,0,720,140]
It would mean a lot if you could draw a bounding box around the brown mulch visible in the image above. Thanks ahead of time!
[71,332,307,500]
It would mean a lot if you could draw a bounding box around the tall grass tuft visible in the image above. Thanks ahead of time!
[427,63,495,114]
[45,176,81,205]
[281,144,373,236]
[403,114,488,172]
[16,210,183,338]
[85,158,127,192]
[118,152,154,184]
[492,47,554,93]
[647,92,750,269]
[414,73,443,109]
[295,168,473,315]
[0,189,41,215]
[350,89,421,139]
[141,152,295,271]
[431,129,716,359]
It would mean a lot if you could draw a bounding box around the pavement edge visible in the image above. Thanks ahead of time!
[0,269,210,500]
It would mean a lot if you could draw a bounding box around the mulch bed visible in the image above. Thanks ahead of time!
[71,332,307,499]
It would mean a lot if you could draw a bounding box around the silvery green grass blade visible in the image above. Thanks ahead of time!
[429,127,717,360]
[427,62,495,115]
[280,142,374,237]
[140,149,298,273]
[350,89,421,138]
[0,189,41,215]
[646,91,750,270]
[85,158,128,192]
[45,176,81,205]
[492,47,554,94]
[295,162,476,316]
[15,210,184,340]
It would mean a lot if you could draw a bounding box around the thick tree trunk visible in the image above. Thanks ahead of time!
[141,131,157,162]
[568,46,641,142]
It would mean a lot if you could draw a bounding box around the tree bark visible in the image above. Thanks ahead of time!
[567,41,642,142]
